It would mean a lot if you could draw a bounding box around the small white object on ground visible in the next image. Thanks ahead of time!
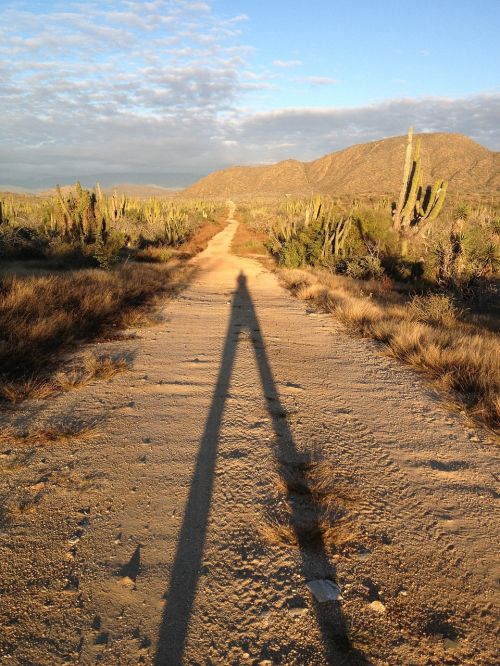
[306,580,342,602]
[368,600,386,613]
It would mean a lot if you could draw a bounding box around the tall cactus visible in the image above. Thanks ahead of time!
[320,214,352,259]
[393,127,448,256]
[305,195,322,227]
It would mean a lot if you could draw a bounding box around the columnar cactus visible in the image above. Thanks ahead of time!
[393,127,448,256]
[320,213,352,259]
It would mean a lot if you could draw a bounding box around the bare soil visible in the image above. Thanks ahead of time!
[0,205,498,665]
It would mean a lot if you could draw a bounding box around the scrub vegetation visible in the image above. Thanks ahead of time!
[0,184,224,403]
[233,132,500,433]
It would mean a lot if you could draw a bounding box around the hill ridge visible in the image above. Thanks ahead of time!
[183,132,500,198]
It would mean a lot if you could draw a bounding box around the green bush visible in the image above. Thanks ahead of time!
[344,255,385,280]
[279,237,307,268]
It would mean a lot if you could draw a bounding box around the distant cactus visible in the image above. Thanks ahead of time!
[393,127,448,256]
[321,214,352,259]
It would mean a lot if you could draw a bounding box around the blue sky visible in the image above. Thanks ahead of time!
[214,0,500,107]
[1,0,499,188]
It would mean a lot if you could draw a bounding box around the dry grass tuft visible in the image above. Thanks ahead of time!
[0,377,55,403]
[0,418,100,448]
[261,507,323,547]
[282,268,500,434]
[262,456,357,551]
[275,466,312,495]
[408,293,462,327]
[55,353,129,392]
[135,247,172,263]
[0,353,129,403]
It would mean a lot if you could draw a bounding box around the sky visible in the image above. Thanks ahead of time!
[1,0,499,189]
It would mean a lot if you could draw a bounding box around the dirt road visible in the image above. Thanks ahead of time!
[1,204,498,665]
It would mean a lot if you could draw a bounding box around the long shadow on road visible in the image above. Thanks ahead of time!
[155,272,369,665]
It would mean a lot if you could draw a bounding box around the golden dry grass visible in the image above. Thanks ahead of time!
[261,455,357,551]
[134,247,172,263]
[0,418,100,448]
[0,353,130,403]
[280,268,500,434]
[0,263,190,404]
[55,353,130,391]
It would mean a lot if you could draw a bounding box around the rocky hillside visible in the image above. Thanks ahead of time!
[183,133,500,198]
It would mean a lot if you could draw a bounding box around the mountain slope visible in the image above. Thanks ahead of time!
[183,133,500,198]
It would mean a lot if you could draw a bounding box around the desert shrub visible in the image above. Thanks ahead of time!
[382,256,425,282]
[135,246,172,263]
[343,255,385,280]
[351,207,397,255]
[0,226,47,259]
[0,189,222,266]
[278,237,307,268]
[45,238,96,268]
[408,293,462,327]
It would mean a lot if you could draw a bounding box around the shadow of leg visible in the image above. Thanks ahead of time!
[155,272,369,665]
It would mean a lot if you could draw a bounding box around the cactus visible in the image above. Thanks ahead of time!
[144,198,161,226]
[393,127,448,256]
[320,213,352,259]
[305,195,322,227]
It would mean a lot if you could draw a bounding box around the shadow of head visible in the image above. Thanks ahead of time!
[119,544,141,582]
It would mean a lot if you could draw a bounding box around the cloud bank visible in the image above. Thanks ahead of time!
[0,1,498,188]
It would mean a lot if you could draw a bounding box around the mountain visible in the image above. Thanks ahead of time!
[183,133,500,199]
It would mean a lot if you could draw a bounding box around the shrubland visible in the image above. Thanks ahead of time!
[0,184,224,402]
[0,184,221,267]
[235,133,499,433]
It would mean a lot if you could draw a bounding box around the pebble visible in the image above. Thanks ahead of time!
[306,579,342,602]
[120,576,135,589]
[368,600,386,613]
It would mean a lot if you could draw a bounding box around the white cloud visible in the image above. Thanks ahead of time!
[0,1,498,188]
[223,95,500,164]
[303,76,340,86]
[272,59,303,68]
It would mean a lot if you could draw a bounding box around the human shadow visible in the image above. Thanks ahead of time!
[119,544,141,582]
[155,272,369,665]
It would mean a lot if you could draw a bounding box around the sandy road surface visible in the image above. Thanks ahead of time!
[1,204,498,665]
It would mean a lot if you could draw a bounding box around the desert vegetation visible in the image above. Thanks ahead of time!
[0,185,224,403]
[234,135,499,433]
[0,184,220,267]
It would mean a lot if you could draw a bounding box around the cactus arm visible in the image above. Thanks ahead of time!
[426,180,448,221]
[393,127,413,230]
